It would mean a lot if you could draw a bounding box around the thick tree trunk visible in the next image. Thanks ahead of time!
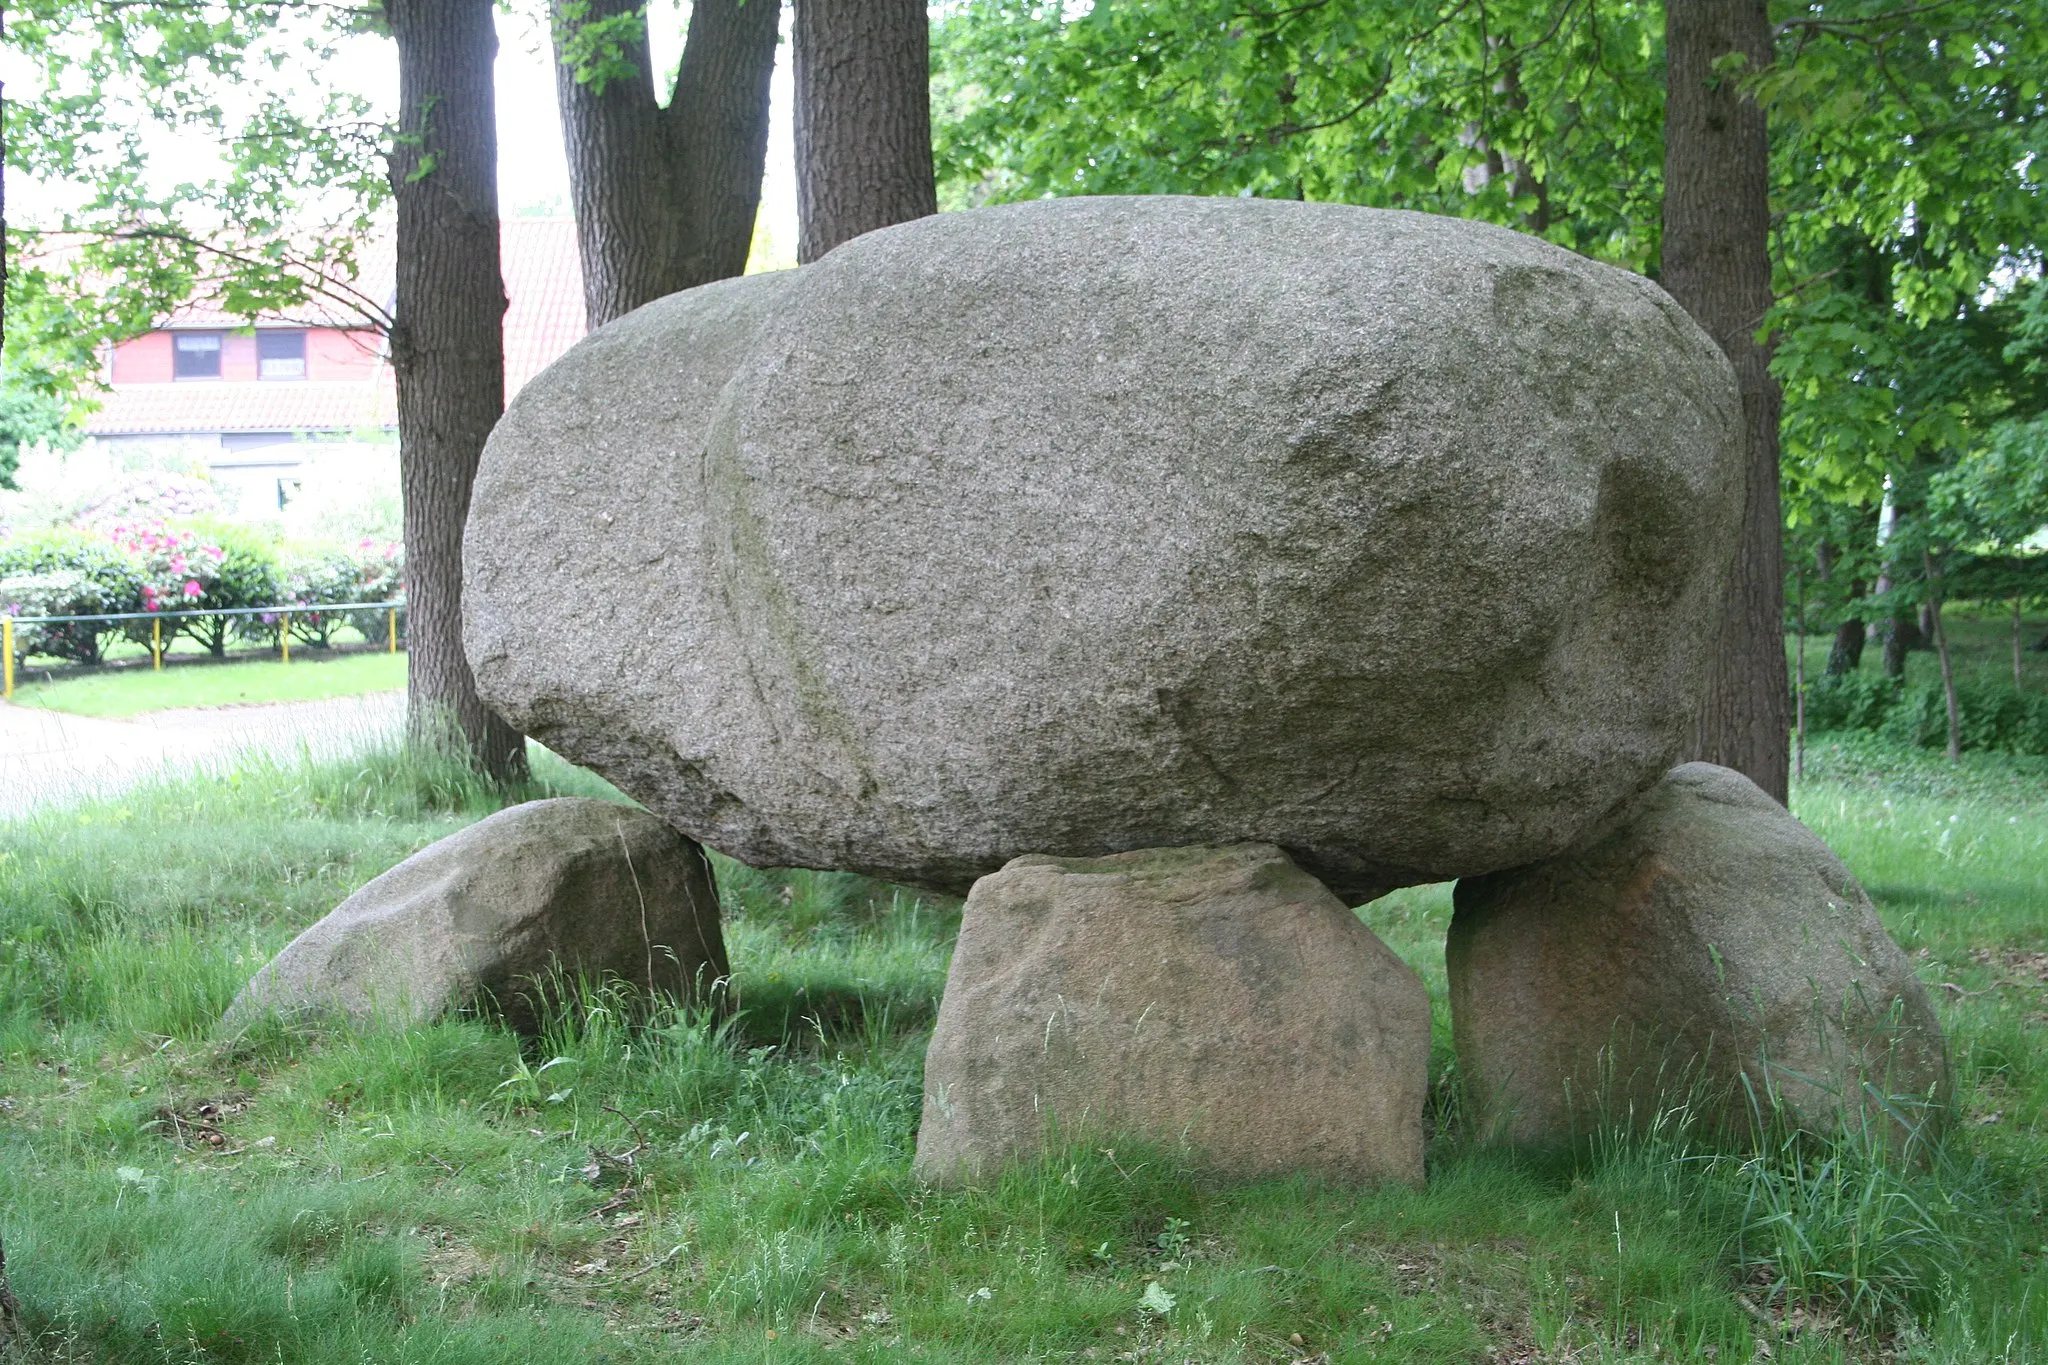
[552,0,780,328]
[1663,0,1789,804]
[793,0,936,263]
[388,0,528,784]
[1826,615,1866,676]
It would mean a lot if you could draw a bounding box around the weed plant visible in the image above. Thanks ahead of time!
[1,739,2044,1362]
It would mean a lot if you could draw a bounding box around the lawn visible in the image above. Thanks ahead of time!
[7,650,406,719]
[0,735,2043,1363]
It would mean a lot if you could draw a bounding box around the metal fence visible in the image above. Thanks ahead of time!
[2,600,406,700]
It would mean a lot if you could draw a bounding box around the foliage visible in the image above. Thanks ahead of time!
[0,528,144,663]
[3,0,392,406]
[934,0,1665,268]
[0,375,84,492]
[1,518,404,664]
[101,519,229,618]
[341,537,406,643]
[1806,672,2048,757]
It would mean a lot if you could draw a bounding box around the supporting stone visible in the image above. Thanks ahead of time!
[914,843,1430,1186]
[1447,763,1947,1147]
[0,1232,23,1360]
[225,798,728,1034]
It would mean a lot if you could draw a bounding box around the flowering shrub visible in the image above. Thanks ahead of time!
[262,539,406,648]
[343,538,406,645]
[71,473,222,529]
[0,530,145,664]
[198,520,282,654]
[103,520,223,619]
[1,520,402,664]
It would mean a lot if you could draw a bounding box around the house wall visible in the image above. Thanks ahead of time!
[221,332,259,382]
[107,327,384,384]
[308,329,384,380]
[110,332,174,384]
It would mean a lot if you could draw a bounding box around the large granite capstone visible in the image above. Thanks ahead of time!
[465,196,1743,900]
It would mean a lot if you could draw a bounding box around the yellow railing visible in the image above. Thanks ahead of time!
[1,600,404,700]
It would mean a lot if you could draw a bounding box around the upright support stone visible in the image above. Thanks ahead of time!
[0,1232,23,1360]
[914,843,1430,1186]
[1447,763,1947,1147]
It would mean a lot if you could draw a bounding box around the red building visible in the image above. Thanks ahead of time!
[88,220,586,515]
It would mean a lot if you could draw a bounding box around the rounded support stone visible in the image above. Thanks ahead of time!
[1446,763,1948,1148]
[225,798,729,1035]
[914,843,1431,1186]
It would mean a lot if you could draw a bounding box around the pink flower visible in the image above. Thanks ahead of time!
[182,580,203,599]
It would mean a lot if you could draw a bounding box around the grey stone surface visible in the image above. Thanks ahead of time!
[1447,763,1949,1146]
[466,196,1743,900]
[913,843,1431,1184]
[225,798,728,1033]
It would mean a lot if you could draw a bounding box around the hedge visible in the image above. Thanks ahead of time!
[1805,671,2048,757]
[1,519,403,666]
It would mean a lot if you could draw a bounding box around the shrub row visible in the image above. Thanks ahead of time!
[0,520,402,665]
[1804,671,2048,756]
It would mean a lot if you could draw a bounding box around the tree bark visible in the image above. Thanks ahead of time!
[552,0,781,329]
[1663,0,1789,804]
[793,0,936,263]
[1826,614,1866,676]
[1926,549,1960,761]
[2016,597,2027,691]
[388,0,529,784]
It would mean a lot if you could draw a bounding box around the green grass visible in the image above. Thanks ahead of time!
[2,739,2044,1363]
[9,649,406,718]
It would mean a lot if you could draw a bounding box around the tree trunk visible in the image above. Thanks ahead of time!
[1663,0,1788,804]
[388,0,529,784]
[552,0,781,329]
[1826,609,1865,676]
[1926,550,1960,761]
[793,0,936,263]
[2014,596,2025,691]
[1880,616,1911,678]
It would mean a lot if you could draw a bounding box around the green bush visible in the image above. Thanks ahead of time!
[1805,677,2048,756]
[172,517,284,657]
[1804,671,1903,733]
[273,548,366,649]
[0,529,144,664]
[341,539,405,645]
[240,541,405,651]
[1,520,405,666]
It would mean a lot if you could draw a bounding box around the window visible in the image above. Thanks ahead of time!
[258,330,307,379]
[173,332,223,379]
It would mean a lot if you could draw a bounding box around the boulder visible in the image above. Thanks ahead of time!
[225,798,728,1033]
[1446,763,1948,1146]
[466,196,1744,900]
[0,1233,19,1359]
[912,843,1431,1185]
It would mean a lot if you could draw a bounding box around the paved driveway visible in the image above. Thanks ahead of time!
[0,692,406,818]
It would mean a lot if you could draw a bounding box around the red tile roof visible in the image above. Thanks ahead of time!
[89,377,399,436]
[503,219,587,394]
[90,218,586,436]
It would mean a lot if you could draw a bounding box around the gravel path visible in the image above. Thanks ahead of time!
[0,692,406,818]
